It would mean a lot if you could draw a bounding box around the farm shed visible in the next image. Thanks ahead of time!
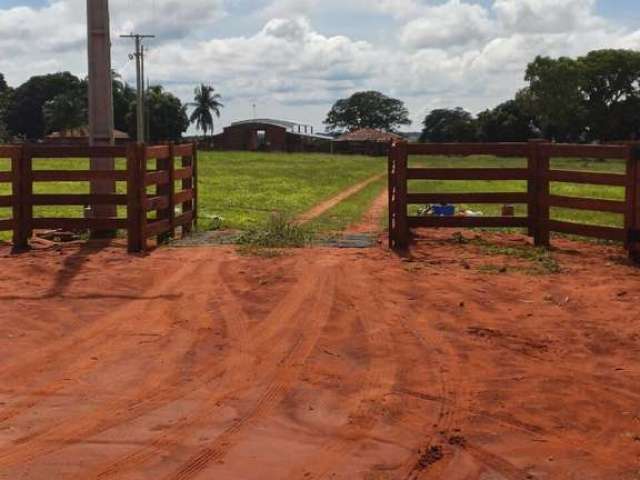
[45,127,130,145]
[334,128,404,156]
[212,119,333,152]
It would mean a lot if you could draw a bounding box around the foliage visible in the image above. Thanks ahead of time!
[419,108,477,142]
[0,73,11,141]
[324,91,411,133]
[112,73,136,134]
[189,84,223,137]
[5,72,84,139]
[525,49,640,142]
[477,96,538,142]
[43,89,87,134]
[128,85,189,141]
[237,213,313,249]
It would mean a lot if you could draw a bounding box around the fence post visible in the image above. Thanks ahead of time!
[21,144,33,245]
[156,144,174,244]
[126,143,143,253]
[627,145,640,262]
[192,145,198,231]
[395,141,409,249]
[528,139,551,247]
[388,142,397,248]
[11,145,28,251]
[182,146,195,235]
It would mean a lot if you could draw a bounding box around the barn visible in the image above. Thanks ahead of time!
[212,119,333,152]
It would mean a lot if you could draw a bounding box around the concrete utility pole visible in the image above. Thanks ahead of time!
[121,33,155,143]
[87,0,116,223]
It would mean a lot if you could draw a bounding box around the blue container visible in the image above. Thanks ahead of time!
[432,204,455,216]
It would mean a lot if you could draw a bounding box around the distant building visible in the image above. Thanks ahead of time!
[212,119,333,152]
[45,127,130,145]
[334,128,404,156]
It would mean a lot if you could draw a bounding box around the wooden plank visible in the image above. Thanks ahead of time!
[0,196,12,207]
[546,195,627,214]
[0,172,12,182]
[541,143,627,160]
[31,218,128,230]
[174,211,194,228]
[408,168,529,181]
[32,170,128,182]
[28,194,127,206]
[173,144,194,157]
[407,143,528,158]
[174,167,193,180]
[126,143,143,253]
[545,220,626,242]
[28,145,127,158]
[0,219,13,231]
[546,170,628,186]
[407,192,528,205]
[145,145,171,160]
[144,219,171,238]
[408,216,529,229]
[145,195,170,211]
[174,190,194,205]
[396,143,409,248]
[536,146,551,246]
[0,146,22,158]
[145,170,170,186]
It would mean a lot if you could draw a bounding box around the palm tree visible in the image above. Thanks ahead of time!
[189,84,223,137]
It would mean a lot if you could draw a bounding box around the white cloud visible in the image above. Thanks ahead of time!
[0,0,638,132]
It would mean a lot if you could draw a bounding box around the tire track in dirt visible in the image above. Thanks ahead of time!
[345,187,388,234]
[164,262,337,480]
[284,260,400,479]
[75,256,334,479]
[296,173,385,225]
[0,251,232,469]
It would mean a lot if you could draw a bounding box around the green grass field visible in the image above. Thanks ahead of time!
[0,151,387,240]
[0,150,630,243]
[408,155,627,228]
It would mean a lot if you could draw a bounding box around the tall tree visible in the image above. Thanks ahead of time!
[112,72,136,134]
[5,72,84,139]
[189,84,223,137]
[128,85,189,141]
[420,108,477,142]
[579,49,640,141]
[324,91,411,133]
[525,56,586,142]
[477,95,538,142]
[0,74,11,142]
[42,90,87,134]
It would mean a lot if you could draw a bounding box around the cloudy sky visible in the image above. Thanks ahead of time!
[1,0,639,133]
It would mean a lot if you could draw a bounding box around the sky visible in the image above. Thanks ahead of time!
[1,0,639,134]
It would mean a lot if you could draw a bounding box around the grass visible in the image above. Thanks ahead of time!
[307,177,387,233]
[408,155,626,228]
[197,151,386,230]
[0,151,386,241]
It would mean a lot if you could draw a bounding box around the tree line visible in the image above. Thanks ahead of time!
[325,49,640,144]
[0,71,223,143]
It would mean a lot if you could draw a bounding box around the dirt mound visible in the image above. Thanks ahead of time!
[0,231,639,479]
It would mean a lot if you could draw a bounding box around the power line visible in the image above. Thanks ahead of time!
[120,33,155,143]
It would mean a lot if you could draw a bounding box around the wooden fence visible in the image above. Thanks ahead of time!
[389,140,640,261]
[0,143,197,253]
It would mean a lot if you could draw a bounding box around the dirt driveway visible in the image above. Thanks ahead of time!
[0,232,639,479]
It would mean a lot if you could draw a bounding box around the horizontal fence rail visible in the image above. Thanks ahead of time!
[0,143,197,253]
[389,140,640,262]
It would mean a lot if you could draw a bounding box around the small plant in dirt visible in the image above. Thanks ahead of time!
[470,238,561,274]
[237,213,314,250]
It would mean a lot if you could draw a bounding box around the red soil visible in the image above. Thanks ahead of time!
[0,231,639,479]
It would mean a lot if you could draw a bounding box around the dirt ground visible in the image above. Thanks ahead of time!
[1,230,640,480]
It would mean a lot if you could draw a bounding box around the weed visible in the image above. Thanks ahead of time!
[471,238,561,274]
[237,213,313,249]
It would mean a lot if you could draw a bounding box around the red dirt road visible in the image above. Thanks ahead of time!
[1,232,640,479]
